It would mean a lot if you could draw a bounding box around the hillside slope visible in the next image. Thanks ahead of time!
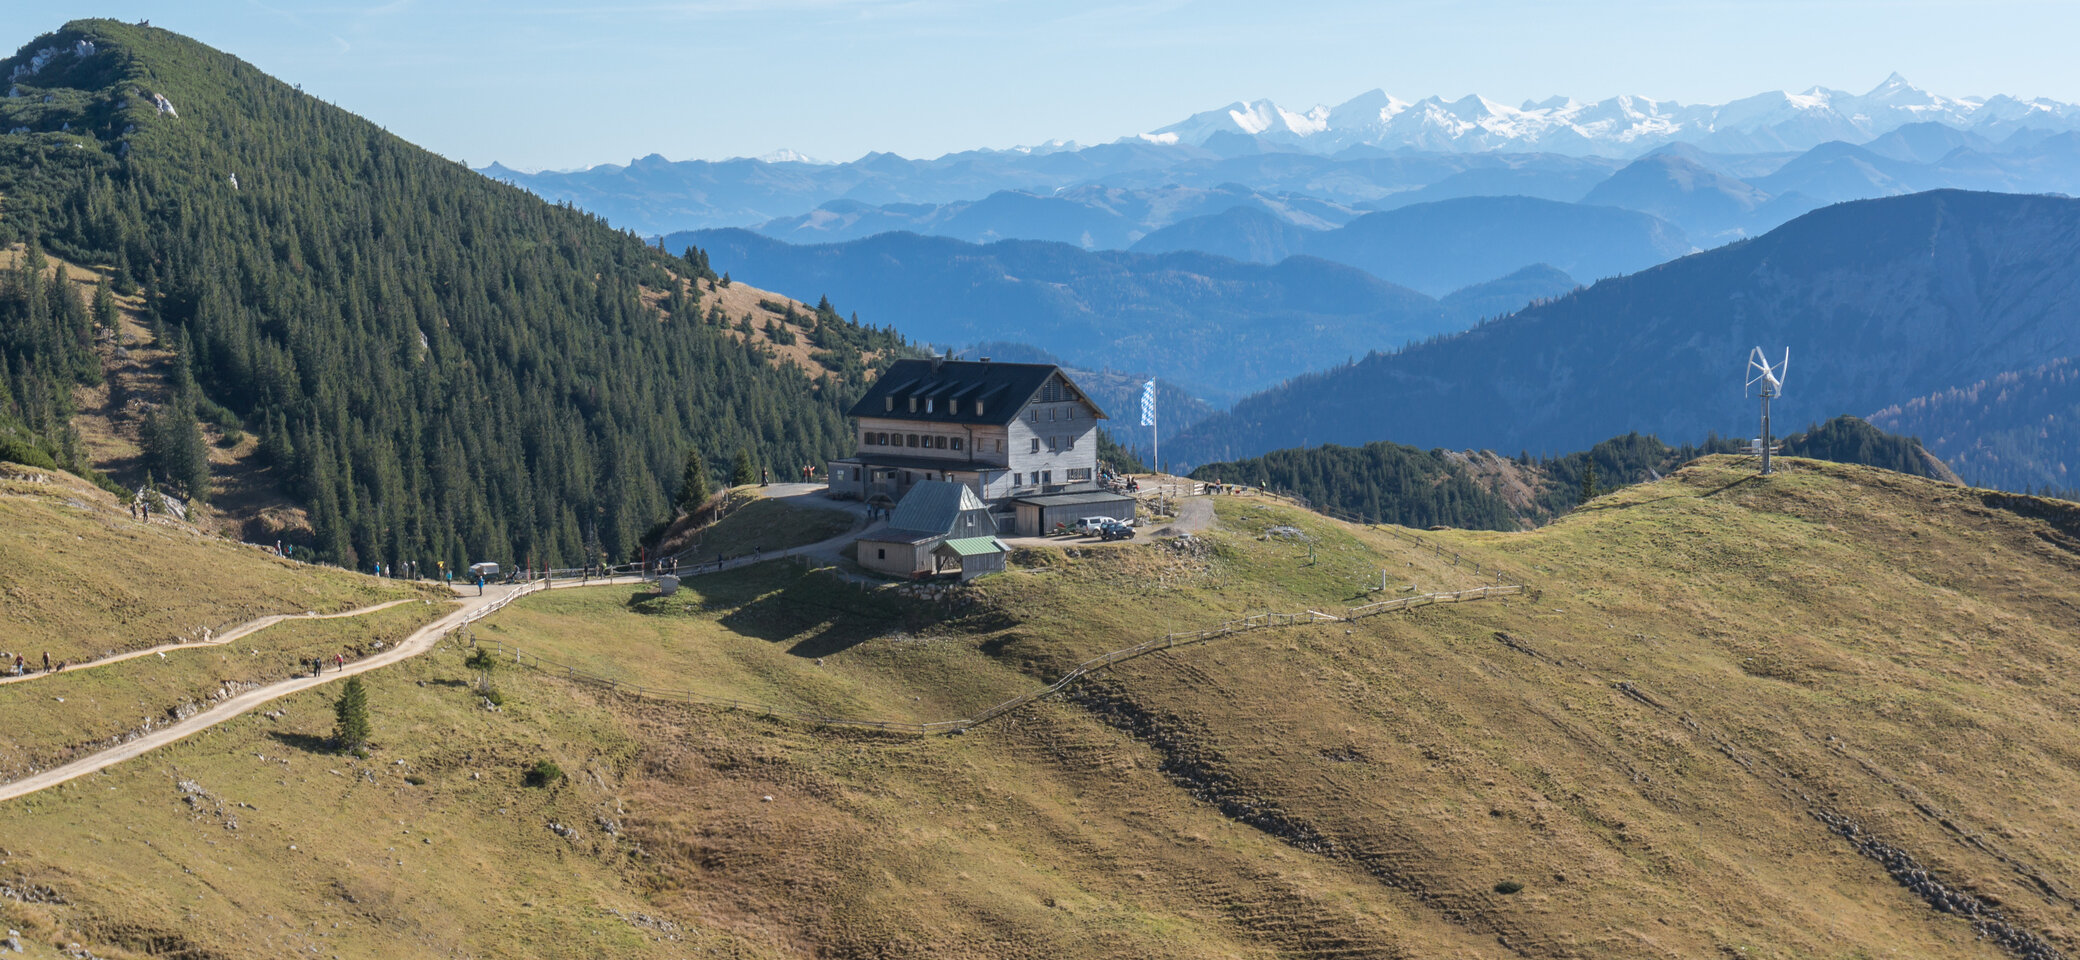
[8,459,2080,959]
[1172,190,2080,470]
[0,20,907,569]
[1870,356,2080,493]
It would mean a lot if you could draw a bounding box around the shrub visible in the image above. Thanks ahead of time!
[403,774,426,786]
[483,688,505,707]
[464,646,497,672]
[524,759,563,788]
[1493,880,1524,895]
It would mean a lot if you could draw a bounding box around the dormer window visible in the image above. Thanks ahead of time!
[884,397,894,412]
[926,398,935,413]
[975,401,984,416]
[949,399,959,415]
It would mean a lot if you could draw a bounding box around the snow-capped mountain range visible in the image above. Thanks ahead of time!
[1142,75,2080,156]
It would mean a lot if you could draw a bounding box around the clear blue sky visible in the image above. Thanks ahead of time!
[7,1,2078,170]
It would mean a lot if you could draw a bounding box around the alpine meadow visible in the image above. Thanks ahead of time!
[5,10,2080,960]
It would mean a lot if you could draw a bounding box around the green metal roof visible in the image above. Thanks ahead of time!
[934,536,1007,557]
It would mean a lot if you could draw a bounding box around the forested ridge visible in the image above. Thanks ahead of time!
[0,20,907,568]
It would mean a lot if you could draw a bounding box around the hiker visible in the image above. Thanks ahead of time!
[42,651,50,673]
[716,551,723,571]
[312,657,322,678]
[476,574,485,596]
[760,466,769,486]
[335,652,346,672]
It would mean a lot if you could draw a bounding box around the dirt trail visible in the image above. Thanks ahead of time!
[0,584,529,803]
[0,598,420,687]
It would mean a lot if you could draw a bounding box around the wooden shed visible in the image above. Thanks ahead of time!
[932,536,1008,580]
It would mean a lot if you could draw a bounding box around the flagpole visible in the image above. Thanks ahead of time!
[1140,378,1160,476]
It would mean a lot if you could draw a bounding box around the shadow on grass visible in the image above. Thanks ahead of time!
[266,730,333,755]
[712,569,920,658]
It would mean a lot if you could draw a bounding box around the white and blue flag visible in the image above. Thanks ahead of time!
[1139,379,1157,427]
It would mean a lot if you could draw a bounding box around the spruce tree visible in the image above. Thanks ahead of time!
[677,447,710,513]
[1579,460,1598,505]
[731,446,757,487]
[334,675,371,754]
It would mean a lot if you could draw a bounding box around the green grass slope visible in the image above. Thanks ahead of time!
[5,456,2080,959]
[0,463,429,665]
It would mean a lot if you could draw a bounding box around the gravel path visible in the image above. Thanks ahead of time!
[0,598,421,688]
[0,584,529,803]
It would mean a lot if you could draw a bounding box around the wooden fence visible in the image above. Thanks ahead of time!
[475,583,1524,736]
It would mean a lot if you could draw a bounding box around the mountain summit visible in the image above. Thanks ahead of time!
[1138,76,2080,157]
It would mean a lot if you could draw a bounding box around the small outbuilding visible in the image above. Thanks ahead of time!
[1011,490,1136,537]
[856,480,1004,579]
[933,536,1009,580]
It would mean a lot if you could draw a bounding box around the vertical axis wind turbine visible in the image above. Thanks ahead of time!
[1746,347,1789,475]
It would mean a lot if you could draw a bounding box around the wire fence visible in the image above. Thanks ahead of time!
[473,583,1524,736]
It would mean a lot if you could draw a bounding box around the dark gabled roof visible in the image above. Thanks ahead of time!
[847,359,1108,425]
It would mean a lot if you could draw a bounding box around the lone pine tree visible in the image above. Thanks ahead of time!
[334,675,371,754]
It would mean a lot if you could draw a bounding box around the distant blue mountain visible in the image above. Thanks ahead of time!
[677,229,1552,403]
[1129,196,1678,296]
[1167,191,2080,470]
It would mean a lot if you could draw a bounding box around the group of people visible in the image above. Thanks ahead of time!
[6,651,56,676]
[308,646,369,677]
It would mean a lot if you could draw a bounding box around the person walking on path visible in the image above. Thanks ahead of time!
[335,652,345,672]
[476,574,485,596]
[42,651,50,673]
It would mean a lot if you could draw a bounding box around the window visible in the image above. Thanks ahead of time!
[835,468,848,480]
[1041,470,1052,484]
[907,434,919,448]
[1013,473,1023,486]
[877,548,886,560]
[1065,435,1075,450]
[909,397,918,412]
[975,401,985,417]
[934,436,947,449]
[1047,436,1058,452]
[884,397,894,411]
[995,439,1005,453]
[926,398,935,413]
[951,438,963,451]
[1030,438,1040,454]
[1049,407,1056,421]
[949,399,959,414]
[878,433,889,445]
[1068,407,1077,419]
[1067,468,1091,481]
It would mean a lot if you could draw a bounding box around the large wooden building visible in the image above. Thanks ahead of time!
[827,357,1136,536]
